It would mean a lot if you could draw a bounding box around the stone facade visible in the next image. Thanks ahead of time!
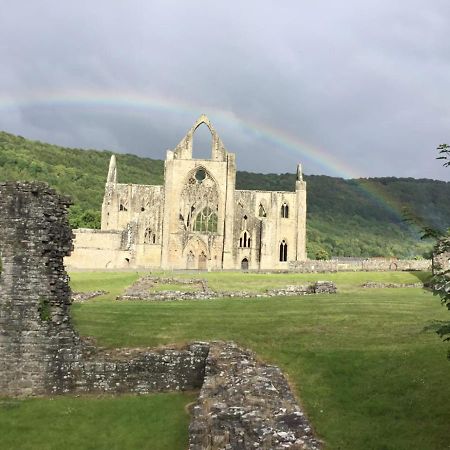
[66,115,307,271]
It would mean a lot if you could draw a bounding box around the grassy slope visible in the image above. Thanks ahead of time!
[1,130,449,257]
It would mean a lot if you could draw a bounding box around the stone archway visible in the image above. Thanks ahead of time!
[241,258,249,270]
[198,251,207,270]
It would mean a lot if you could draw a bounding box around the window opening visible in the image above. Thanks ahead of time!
[193,207,218,233]
[279,240,288,262]
[258,204,266,217]
[195,169,206,182]
[281,203,289,218]
[239,231,251,248]
[192,123,213,159]
[144,228,156,244]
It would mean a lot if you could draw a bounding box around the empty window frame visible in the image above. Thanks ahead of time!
[239,231,251,248]
[279,240,288,262]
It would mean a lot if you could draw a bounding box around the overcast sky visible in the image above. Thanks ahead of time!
[1,0,449,180]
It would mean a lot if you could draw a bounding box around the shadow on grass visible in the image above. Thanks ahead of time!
[405,270,432,283]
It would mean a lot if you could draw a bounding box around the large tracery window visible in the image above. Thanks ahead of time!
[180,167,219,234]
[281,202,289,218]
[279,240,288,262]
[193,207,218,233]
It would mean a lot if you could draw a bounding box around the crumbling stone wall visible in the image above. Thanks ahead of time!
[0,182,207,396]
[189,342,322,450]
[289,258,431,273]
[0,182,83,395]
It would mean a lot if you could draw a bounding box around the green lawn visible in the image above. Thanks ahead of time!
[2,271,449,450]
[0,393,195,450]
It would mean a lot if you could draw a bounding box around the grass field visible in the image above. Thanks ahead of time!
[2,271,449,450]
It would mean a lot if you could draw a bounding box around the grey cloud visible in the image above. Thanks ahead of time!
[0,0,449,180]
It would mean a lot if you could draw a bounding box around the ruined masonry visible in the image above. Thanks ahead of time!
[0,182,207,396]
[0,182,322,449]
[66,114,307,271]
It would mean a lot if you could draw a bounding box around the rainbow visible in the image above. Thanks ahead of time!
[0,89,419,227]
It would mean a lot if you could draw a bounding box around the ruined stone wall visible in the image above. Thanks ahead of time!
[189,342,322,450]
[0,182,83,395]
[0,182,207,396]
[289,258,432,273]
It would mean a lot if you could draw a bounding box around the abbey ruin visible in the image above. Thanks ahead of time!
[67,115,307,270]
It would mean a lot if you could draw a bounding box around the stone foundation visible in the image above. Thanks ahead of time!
[117,275,337,301]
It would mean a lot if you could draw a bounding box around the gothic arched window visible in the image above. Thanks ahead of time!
[281,202,289,218]
[279,240,288,262]
[239,231,251,248]
[193,207,218,233]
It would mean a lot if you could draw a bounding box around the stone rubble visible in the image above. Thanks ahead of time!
[189,342,322,450]
[71,291,108,302]
[117,276,337,301]
[360,281,423,289]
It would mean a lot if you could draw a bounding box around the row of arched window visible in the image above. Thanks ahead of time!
[238,233,288,262]
[258,202,289,218]
[144,225,289,262]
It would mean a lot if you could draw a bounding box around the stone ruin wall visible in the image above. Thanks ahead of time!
[289,258,431,273]
[0,182,207,396]
[0,182,322,449]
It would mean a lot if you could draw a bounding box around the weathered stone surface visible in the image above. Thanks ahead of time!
[0,182,83,396]
[289,258,431,273]
[189,342,322,450]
